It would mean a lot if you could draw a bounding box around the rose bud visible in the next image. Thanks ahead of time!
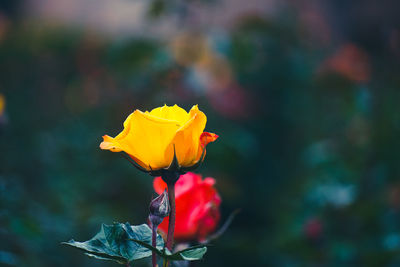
[149,190,170,227]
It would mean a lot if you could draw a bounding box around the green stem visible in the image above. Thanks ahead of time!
[152,224,157,267]
[165,182,176,267]
[166,183,176,250]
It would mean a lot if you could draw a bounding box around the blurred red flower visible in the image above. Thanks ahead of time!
[319,43,371,83]
[153,172,221,242]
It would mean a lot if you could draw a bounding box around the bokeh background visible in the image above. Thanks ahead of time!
[1,0,400,266]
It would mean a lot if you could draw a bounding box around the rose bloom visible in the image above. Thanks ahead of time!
[153,172,221,242]
[100,105,218,171]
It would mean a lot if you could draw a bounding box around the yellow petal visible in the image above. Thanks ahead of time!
[149,104,189,125]
[100,110,181,169]
[99,112,136,152]
[194,132,219,162]
[100,135,123,152]
[166,105,207,166]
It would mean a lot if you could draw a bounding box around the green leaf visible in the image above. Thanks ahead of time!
[167,246,207,261]
[62,222,164,265]
[129,239,207,261]
[128,238,168,256]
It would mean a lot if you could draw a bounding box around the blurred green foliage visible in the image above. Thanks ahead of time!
[1,1,400,266]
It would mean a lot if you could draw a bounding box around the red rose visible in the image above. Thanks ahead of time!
[153,172,221,242]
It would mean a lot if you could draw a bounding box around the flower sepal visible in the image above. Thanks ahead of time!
[124,146,207,185]
[161,146,207,184]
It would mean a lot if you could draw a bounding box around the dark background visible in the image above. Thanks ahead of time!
[1,0,400,266]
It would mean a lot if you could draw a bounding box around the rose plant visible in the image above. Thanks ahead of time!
[63,104,223,267]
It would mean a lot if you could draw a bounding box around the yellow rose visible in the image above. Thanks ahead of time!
[100,104,218,172]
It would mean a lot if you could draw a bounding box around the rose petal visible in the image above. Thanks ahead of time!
[149,104,189,125]
[165,105,207,167]
[193,132,219,162]
[153,177,167,195]
[156,172,221,242]
[100,110,180,169]
[153,172,202,197]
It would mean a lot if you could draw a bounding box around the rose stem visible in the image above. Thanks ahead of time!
[166,182,176,251]
[152,224,157,267]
